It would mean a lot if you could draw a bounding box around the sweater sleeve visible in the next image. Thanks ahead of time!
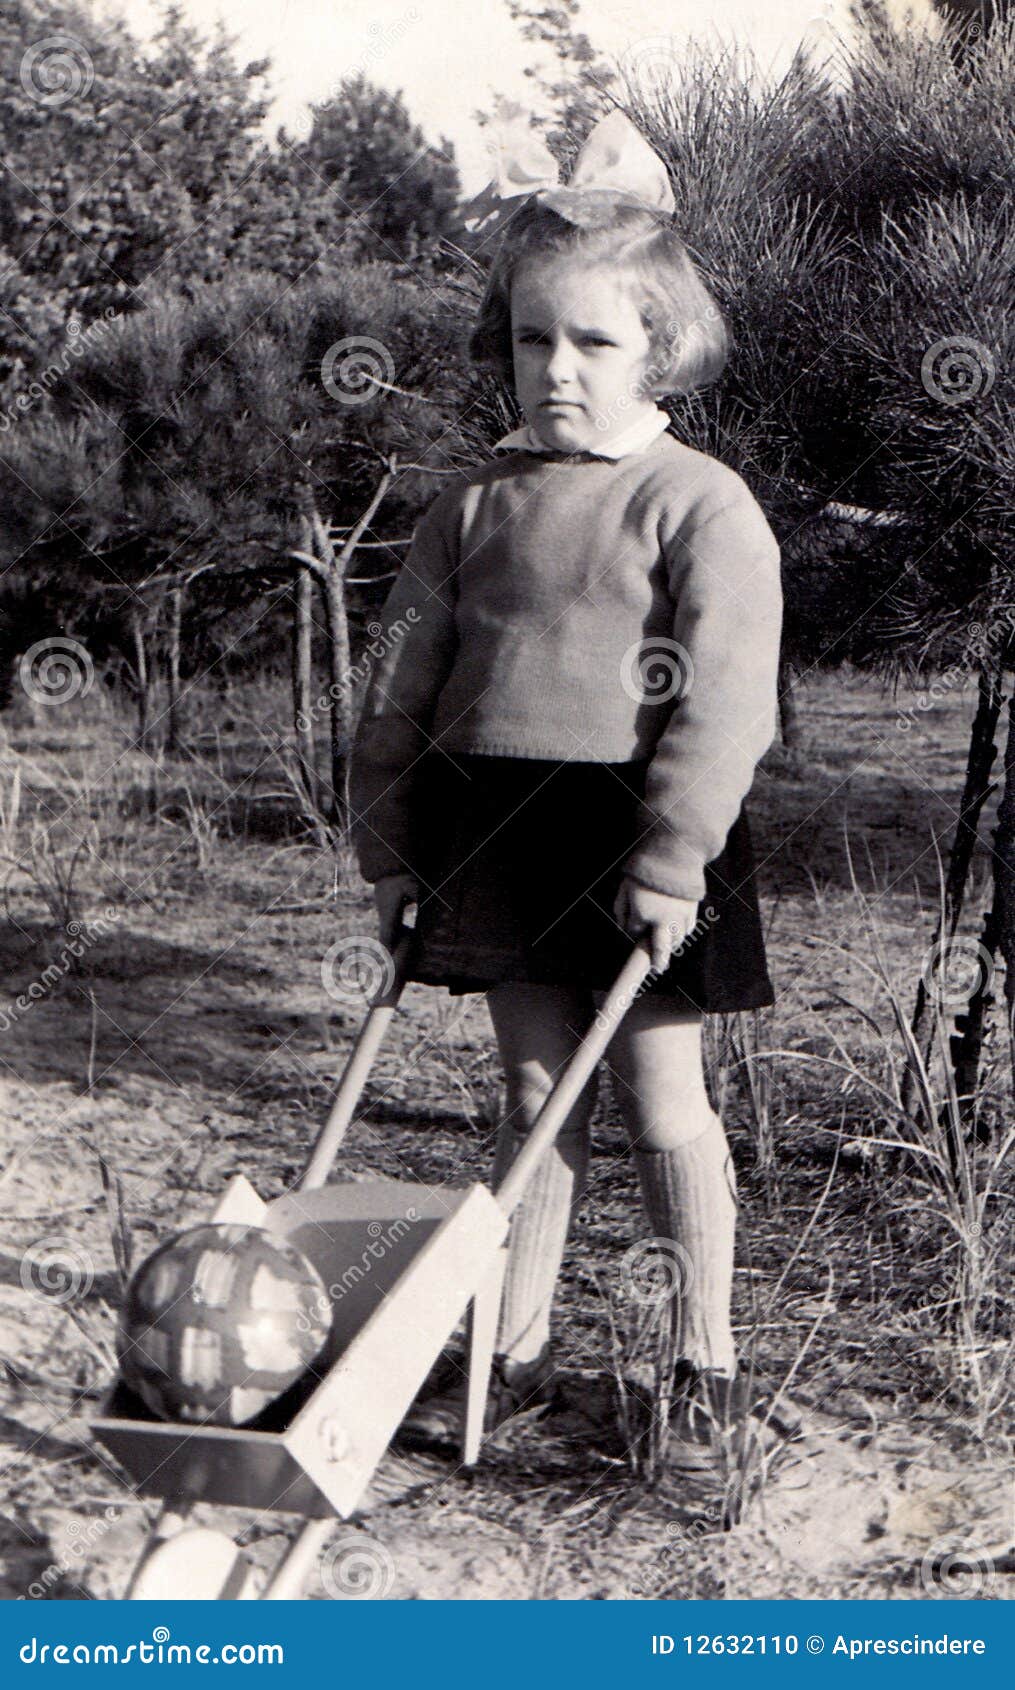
[349,494,460,884]
[621,481,783,904]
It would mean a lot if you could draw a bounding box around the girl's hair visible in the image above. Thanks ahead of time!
[469,198,729,397]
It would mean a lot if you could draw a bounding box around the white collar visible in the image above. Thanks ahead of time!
[493,405,671,461]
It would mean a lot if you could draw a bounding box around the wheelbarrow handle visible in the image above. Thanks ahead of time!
[300,926,416,1192]
[495,938,656,1219]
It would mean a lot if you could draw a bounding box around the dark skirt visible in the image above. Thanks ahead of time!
[405,752,774,1013]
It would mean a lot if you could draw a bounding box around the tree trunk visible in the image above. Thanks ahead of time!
[778,658,803,750]
[902,665,1004,1117]
[130,608,151,753]
[166,583,183,753]
[292,461,397,834]
[992,675,1015,1085]
[292,545,318,810]
[949,890,1000,1140]
[318,529,353,829]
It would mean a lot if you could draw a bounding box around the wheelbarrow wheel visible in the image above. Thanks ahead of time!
[127,1525,258,1599]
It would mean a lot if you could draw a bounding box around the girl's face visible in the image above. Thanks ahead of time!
[509,258,657,454]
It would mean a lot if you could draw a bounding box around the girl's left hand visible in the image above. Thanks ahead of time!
[613,877,700,973]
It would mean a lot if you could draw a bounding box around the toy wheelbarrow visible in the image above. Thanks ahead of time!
[92,929,655,1599]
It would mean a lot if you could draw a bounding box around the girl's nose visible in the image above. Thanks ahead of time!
[544,338,577,385]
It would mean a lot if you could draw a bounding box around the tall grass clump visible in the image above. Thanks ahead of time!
[764,849,1014,1438]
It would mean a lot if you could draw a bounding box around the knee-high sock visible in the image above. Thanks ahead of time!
[633,1112,738,1377]
[493,1122,590,1367]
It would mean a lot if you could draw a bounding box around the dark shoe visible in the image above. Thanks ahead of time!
[396,1350,560,1451]
[662,1359,805,1473]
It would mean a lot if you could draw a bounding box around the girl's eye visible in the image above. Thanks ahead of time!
[514,332,615,347]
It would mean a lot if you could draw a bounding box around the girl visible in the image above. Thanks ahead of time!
[349,111,793,1469]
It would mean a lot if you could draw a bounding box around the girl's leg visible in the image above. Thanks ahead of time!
[602,995,738,1377]
[486,981,598,1384]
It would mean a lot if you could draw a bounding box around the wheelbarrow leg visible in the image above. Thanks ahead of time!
[462,1246,508,1466]
[125,1503,191,1596]
[126,1505,258,1598]
[261,1519,335,1600]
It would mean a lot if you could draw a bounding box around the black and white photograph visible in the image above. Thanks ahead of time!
[0,0,1012,1611]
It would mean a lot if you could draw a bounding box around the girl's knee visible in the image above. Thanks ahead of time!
[488,981,598,1140]
[603,998,714,1149]
[503,1065,597,1140]
[610,1058,715,1149]
[624,1100,719,1153]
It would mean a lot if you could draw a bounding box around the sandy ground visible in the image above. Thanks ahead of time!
[0,670,1012,1601]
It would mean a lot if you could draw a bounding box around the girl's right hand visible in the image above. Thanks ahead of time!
[614,877,700,974]
[373,873,419,953]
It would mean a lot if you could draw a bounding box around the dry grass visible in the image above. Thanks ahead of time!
[0,667,1012,1599]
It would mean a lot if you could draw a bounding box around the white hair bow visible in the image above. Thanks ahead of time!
[454,107,675,244]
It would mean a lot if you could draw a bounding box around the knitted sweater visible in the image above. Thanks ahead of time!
[349,429,782,903]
